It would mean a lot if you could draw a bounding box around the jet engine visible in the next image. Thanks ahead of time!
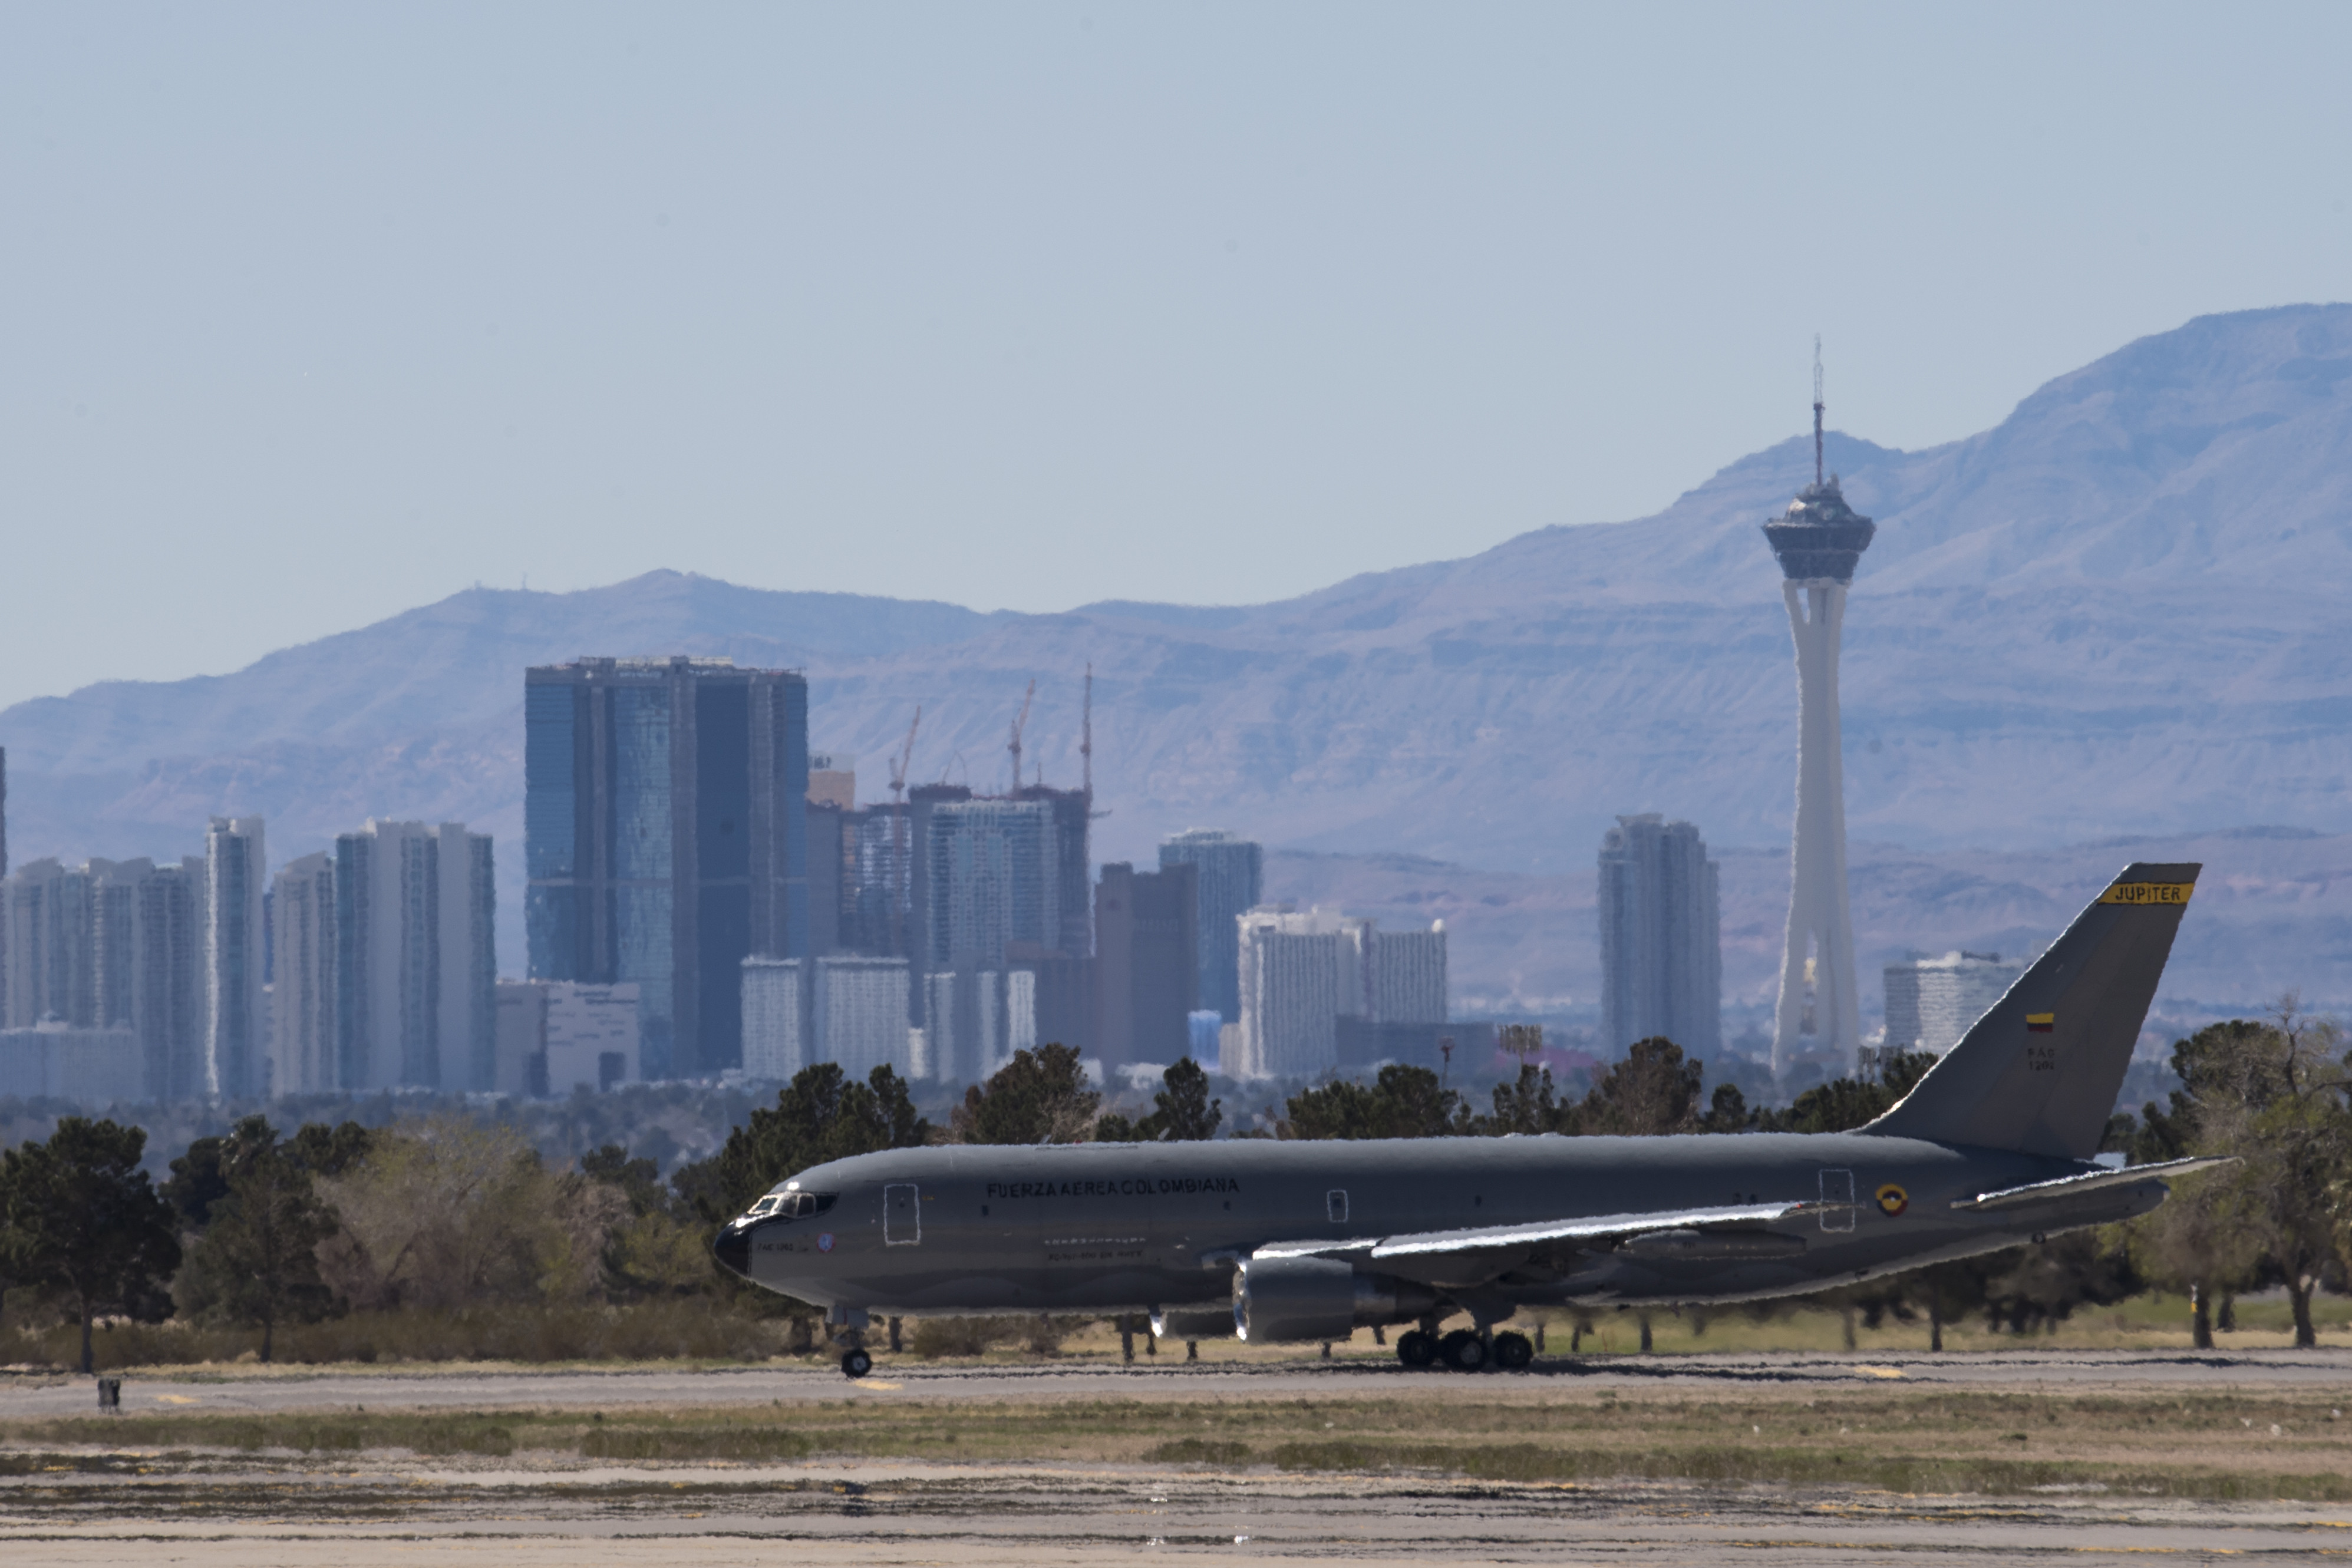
[1231,1256,1437,1343]
[1150,1306,1236,1342]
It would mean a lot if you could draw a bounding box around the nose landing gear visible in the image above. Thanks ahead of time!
[841,1346,873,1379]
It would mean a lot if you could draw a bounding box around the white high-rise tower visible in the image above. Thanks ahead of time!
[1761,351,1876,1076]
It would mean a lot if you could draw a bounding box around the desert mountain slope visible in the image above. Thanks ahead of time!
[5,305,2348,1007]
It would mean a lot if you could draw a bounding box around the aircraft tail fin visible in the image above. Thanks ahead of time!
[1866,863,2199,1158]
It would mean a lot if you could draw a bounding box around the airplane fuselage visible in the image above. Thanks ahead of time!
[716,1130,2166,1322]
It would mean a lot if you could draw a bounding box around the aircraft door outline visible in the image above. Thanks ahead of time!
[885,1183,921,1246]
[1818,1168,1855,1232]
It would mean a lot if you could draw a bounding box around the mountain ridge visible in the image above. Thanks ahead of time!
[6,303,2350,1008]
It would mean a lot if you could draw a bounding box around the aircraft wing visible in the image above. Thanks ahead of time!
[1252,1200,1808,1271]
[1948,1156,2234,1213]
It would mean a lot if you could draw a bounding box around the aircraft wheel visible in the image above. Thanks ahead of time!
[1438,1329,1486,1372]
[1396,1330,1438,1369]
[841,1348,873,1379]
[1491,1331,1535,1371]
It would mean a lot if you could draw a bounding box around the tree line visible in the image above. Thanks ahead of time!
[1,1014,2341,1367]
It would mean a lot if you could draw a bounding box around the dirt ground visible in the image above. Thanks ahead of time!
[6,1355,2352,1564]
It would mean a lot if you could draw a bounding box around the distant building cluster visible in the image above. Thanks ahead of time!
[0,801,610,1105]
[0,656,1474,1105]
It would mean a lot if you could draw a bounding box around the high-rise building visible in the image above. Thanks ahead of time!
[925,798,1059,970]
[1882,950,2023,1062]
[4,859,76,1029]
[1598,814,1723,1055]
[4,853,210,1102]
[204,816,267,1099]
[740,957,807,1080]
[333,820,496,1092]
[743,954,914,1081]
[1233,911,1344,1080]
[132,858,206,1101]
[525,656,810,1078]
[0,1019,141,1104]
[1232,907,1449,1080]
[816,956,913,1079]
[271,853,337,1096]
[1017,785,1095,961]
[1093,861,1198,1068]
[1761,381,1876,1075]
[1158,829,1262,1024]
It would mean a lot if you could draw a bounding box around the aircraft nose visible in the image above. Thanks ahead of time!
[712,1222,752,1279]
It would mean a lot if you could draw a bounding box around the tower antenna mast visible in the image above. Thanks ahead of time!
[1080,662,1093,802]
[1812,335,1825,488]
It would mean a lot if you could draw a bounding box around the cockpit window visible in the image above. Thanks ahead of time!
[750,1191,837,1222]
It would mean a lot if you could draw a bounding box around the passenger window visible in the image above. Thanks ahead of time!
[1327,1190,1350,1224]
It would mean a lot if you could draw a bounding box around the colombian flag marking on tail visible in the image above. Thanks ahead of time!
[2026,1013,2056,1034]
[2099,882,2194,906]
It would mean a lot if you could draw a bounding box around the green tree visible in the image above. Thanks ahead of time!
[700,1062,932,1218]
[1579,1038,1704,1135]
[1483,1063,1578,1135]
[1283,1064,1469,1140]
[173,1120,342,1362]
[0,1118,182,1373]
[1756,1051,1938,1134]
[2117,1006,2352,1348]
[289,1120,376,1178]
[1097,1057,1224,1143]
[580,1142,714,1300]
[954,1044,1099,1146]
[2200,1003,2350,1347]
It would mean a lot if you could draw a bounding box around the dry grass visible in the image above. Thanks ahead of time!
[8,1384,2352,1502]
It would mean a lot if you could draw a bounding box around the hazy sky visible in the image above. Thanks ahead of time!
[5,4,2350,711]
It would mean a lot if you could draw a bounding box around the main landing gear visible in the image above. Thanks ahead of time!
[841,1346,873,1379]
[1395,1324,1534,1372]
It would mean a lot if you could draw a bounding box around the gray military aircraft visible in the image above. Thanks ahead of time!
[717,863,2224,1378]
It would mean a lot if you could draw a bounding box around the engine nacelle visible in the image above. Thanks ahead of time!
[1230,1256,1437,1343]
[1150,1306,1236,1342]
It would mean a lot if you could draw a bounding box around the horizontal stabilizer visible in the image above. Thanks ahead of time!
[1950,1156,2235,1213]
[1251,1201,1807,1265]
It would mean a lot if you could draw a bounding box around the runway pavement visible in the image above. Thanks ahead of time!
[5,1348,2351,1418]
[5,1455,2352,1564]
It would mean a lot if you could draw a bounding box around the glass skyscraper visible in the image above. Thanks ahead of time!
[525,656,808,1078]
[1157,828,1263,1024]
[1597,814,1722,1055]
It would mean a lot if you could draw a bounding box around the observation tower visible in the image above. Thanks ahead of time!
[1761,351,1875,1077]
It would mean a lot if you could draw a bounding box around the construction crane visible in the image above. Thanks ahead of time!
[888,706,921,959]
[1007,678,1035,795]
[888,705,922,807]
